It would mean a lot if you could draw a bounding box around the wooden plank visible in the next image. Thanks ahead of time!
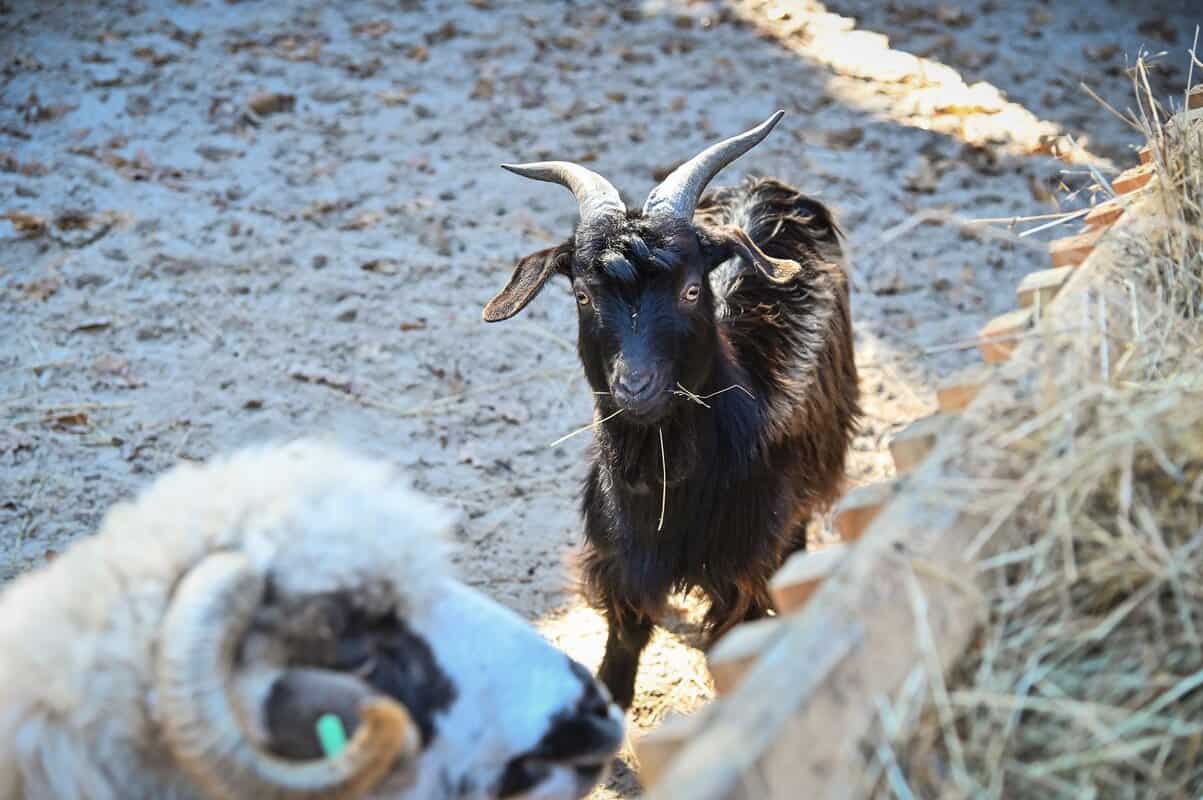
[979,307,1034,364]
[769,544,847,614]
[1017,265,1074,308]
[635,707,718,789]
[706,618,784,695]
[1049,227,1104,267]
[1113,163,1154,195]
[889,413,945,473]
[1138,144,1153,165]
[1190,84,1203,110]
[936,365,990,413]
[833,479,898,540]
[1084,198,1124,228]
[647,619,861,800]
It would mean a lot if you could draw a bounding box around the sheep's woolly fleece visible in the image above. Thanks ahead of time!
[0,439,457,800]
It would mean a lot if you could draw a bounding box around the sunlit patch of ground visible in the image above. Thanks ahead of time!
[722,0,1114,166]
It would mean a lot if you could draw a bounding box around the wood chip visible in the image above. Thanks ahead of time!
[44,411,90,431]
[289,367,354,395]
[246,92,295,116]
[4,211,47,237]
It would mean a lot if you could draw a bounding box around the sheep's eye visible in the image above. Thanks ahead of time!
[576,289,591,307]
[682,284,701,303]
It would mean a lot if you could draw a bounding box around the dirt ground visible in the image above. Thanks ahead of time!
[1,0,1198,796]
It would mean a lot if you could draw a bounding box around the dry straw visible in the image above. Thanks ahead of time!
[866,54,1203,799]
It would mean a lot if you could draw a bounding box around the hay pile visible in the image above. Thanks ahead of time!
[868,63,1203,799]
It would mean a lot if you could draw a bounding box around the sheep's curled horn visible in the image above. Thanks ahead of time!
[499,110,785,227]
[155,552,420,800]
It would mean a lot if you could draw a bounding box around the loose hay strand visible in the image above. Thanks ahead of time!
[657,426,667,532]
[548,407,624,448]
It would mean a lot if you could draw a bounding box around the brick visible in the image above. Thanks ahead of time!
[1049,227,1104,268]
[769,544,847,614]
[1084,199,1124,228]
[979,307,1034,364]
[1112,163,1154,195]
[833,480,898,540]
[1017,265,1074,309]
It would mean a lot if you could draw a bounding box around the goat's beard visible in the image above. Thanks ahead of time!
[600,401,698,494]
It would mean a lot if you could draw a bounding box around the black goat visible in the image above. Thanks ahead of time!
[483,112,860,709]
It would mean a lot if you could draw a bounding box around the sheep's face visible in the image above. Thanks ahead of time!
[235,488,623,800]
[240,580,623,800]
[379,581,624,800]
[137,441,623,800]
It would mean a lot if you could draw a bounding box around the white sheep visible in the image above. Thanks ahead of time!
[0,439,623,800]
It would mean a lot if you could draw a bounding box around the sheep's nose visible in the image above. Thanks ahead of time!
[497,667,625,798]
[613,368,656,404]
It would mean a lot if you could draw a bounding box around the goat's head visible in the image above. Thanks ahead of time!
[484,111,799,424]
[142,442,623,800]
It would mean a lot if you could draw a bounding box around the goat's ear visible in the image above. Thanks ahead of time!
[697,224,801,285]
[482,241,574,322]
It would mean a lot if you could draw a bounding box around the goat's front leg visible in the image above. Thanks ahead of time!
[597,603,654,711]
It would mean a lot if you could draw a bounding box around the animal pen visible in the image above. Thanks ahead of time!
[635,81,1203,799]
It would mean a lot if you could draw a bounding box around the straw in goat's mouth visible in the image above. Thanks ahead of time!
[672,382,755,408]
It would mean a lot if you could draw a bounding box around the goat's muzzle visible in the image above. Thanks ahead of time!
[611,366,671,423]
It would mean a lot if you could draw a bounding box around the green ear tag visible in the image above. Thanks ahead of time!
[316,713,348,758]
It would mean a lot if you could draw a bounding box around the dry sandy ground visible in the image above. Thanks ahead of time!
[1,0,1198,796]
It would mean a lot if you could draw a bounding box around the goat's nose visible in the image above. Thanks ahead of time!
[614,369,655,403]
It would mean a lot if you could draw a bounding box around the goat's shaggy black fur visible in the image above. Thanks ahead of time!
[584,179,858,706]
[487,177,860,708]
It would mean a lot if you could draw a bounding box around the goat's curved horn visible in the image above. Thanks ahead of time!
[643,110,785,221]
[156,552,419,800]
[501,161,625,227]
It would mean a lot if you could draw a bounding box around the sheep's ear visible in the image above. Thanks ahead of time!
[483,241,574,322]
[697,224,801,285]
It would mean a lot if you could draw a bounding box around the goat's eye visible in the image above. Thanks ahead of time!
[682,284,701,303]
[575,289,591,307]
